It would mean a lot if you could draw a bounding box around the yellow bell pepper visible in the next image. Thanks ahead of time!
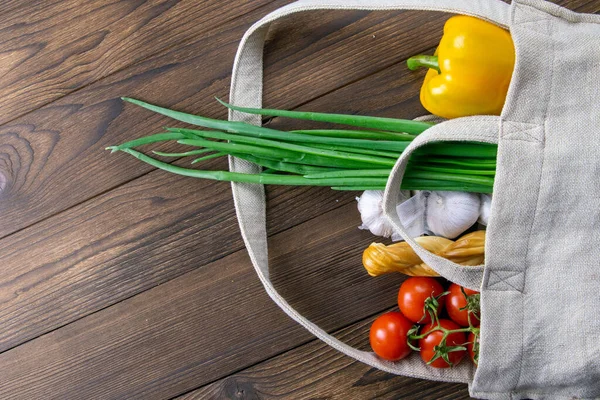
[407,15,515,119]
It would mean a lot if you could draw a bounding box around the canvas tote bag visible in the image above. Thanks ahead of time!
[227,0,600,398]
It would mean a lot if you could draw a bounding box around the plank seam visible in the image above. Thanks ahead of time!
[168,307,396,400]
[0,0,283,130]
[0,41,435,243]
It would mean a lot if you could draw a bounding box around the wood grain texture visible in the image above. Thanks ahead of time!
[261,9,449,108]
[0,34,433,354]
[0,0,286,239]
[0,57,435,399]
[0,7,450,239]
[2,1,600,399]
[0,0,275,125]
[2,0,593,240]
[0,203,406,400]
[0,156,358,352]
[181,315,472,400]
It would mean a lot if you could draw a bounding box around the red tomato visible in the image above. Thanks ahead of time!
[446,283,480,327]
[369,312,414,361]
[419,319,466,368]
[398,277,446,324]
[467,331,480,365]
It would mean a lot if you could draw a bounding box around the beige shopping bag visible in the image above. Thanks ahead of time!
[228,1,600,398]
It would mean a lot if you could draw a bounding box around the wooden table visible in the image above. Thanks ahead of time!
[0,1,596,399]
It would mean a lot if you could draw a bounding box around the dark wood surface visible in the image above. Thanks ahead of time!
[0,1,597,399]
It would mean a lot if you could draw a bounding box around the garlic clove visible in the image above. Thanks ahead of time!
[357,190,482,241]
[356,190,395,238]
[425,191,481,239]
[357,190,430,240]
[478,194,492,226]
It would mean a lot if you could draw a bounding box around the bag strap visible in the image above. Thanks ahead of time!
[382,117,501,291]
[228,0,508,380]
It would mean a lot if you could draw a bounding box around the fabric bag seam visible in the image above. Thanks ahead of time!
[512,3,554,394]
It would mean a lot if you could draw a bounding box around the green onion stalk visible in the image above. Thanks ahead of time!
[107,98,497,193]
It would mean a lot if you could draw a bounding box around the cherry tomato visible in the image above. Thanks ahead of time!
[419,319,466,368]
[398,277,446,324]
[467,331,480,365]
[446,283,480,327]
[369,312,414,361]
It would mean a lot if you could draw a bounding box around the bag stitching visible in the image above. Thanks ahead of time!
[488,270,523,285]
[511,3,554,395]
[501,123,544,142]
[487,270,524,292]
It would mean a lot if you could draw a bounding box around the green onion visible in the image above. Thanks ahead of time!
[191,152,227,164]
[153,149,214,157]
[108,98,497,193]
[414,164,496,176]
[413,157,497,169]
[415,142,498,158]
[107,132,186,152]
[215,98,433,135]
[176,138,393,169]
[230,153,332,175]
[122,148,390,187]
[331,186,387,191]
[304,169,392,179]
[309,143,402,159]
[170,129,400,165]
[406,169,494,186]
[168,126,409,152]
[292,129,415,141]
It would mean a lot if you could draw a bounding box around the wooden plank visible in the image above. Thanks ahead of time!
[0,59,435,396]
[2,0,594,239]
[2,0,597,369]
[0,0,275,125]
[261,9,449,108]
[0,0,286,239]
[0,3,443,352]
[0,30,435,352]
[0,1,28,17]
[180,315,472,400]
[0,203,406,400]
[1,2,597,398]
[0,156,358,352]
[0,7,449,239]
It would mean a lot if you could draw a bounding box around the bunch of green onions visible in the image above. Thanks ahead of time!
[107,98,497,193]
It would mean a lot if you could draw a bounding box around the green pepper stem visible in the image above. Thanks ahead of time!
[407,55,440,74]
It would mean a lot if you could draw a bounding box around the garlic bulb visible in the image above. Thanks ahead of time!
[356,190,396,238]
[357,190,428,239]
[425,191,481,239]
[357,190,481,240]
[478,194,492,226]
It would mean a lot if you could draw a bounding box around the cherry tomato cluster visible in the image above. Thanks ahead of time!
[369,277,480,368]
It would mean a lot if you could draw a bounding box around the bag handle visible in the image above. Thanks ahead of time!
[228,0,508,381]
[382,117,500,291]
